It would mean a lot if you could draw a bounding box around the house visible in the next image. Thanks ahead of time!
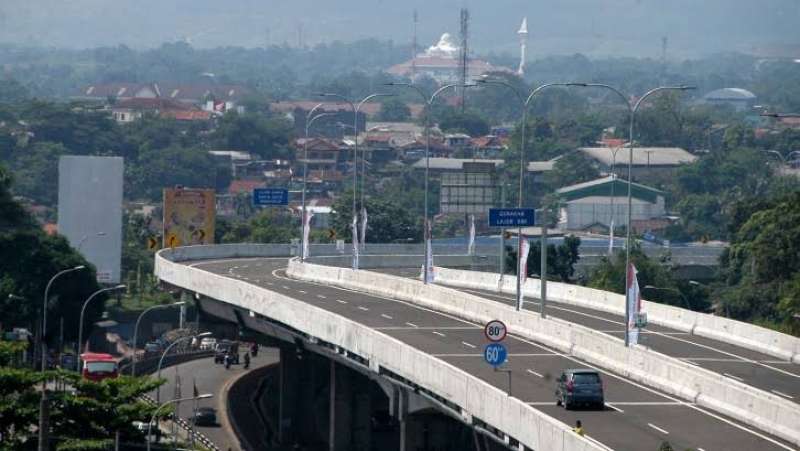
[411,158,504,174]
[398,138,452,161]
[444,133,471,149]
[208,151,253,178]
[471,135,506,159]
[272,102,424,138]
[76,82,251,113]
[702,88,757,112]
[577,147,697,179]
[556,176,667,233]
[110,97,201,123]
[361,132,396,164]
[527,159,558,184]
[227,179,266,195]
[294,138,352,174]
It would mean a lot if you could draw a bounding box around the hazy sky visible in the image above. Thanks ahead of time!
[1,0,798,58]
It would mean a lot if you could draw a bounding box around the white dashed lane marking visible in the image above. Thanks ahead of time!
[405,322,419,328]
[648,423,669,435]
[336,299,348,304]
[526,369,544,378]
[461,341,476,349]
[358,306,369,311]
[381,314,393,320]
[432,331,446,337]
[317,294,327,299]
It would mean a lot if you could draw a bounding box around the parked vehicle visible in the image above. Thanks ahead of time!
[200,337,217,350]
[193,407,217,426]
[81,353,119,382]
[214,340,239,364]
[555,369,604,410]
[144,342,161,354]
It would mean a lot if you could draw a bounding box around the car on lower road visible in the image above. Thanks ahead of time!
[199,337,217,350]
[193,407,217,426]
[555,368,604,410]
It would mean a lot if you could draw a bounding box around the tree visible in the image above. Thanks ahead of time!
[211,111,293,159]
[377,98,411,122]
[437,109,490,137]
[127,145,229,201]
[544,152,600,189]
[219,209,297,244]
[506,235,581,282]
[330,190,421,243]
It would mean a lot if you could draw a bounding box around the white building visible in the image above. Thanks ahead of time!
[556,176,666,233]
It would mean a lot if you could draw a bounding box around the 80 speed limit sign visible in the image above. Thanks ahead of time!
[484,319,507,342]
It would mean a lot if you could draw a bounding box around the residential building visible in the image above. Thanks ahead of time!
[556,176,667,233]
[578,147,697,179]
[294,137,352,174]
[411,158,504,175]
[208,150,253,178]
[76,82,250,113]
[471,135,506,159]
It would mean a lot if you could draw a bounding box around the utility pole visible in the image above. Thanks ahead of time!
[459,8,469,112]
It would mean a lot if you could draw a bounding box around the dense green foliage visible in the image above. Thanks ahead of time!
[0,165,103,343]
[331,190,422,243]
[506,235,581,283]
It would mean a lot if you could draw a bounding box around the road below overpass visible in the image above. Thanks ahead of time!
[182,256,795,451]
[156,347,279,450]
[375,267,800,403]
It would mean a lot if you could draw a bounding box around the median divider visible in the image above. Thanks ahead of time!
[432,266,800,364]
[155,249,606,451]
[286,260,800,447]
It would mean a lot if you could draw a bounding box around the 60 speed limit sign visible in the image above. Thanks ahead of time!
[484,320,508,342]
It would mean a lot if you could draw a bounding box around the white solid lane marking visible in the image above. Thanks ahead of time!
[723,373,744,382]
[358,306,369,311]
[648,423,669,435]
[526,369,544,378]
[405,322,419,328]
[605,402,686,406]
[336,299,348,304]
[381,314,393,320]
[604,403,624,413]
[461,341,476,349]
[282,286,290,290]
[698,448,706,451]
[432,331,446,337]
[771,390,794,399]
[317,294,327,299]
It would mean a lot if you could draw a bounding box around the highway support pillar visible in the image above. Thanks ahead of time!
[398,389,408,451]
[328,360,336,451]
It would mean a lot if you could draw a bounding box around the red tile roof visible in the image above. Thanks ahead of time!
[164,110,212,121]
[228,179,266,194]
[271,101,424,119]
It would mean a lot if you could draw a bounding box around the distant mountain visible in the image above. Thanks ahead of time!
[1,0,799,58]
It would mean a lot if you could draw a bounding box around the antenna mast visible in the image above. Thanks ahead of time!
[412,10,418,82]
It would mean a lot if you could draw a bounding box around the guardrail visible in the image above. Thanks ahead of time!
[431,267,800,364]
[155,246,607,451]
[286,259,800,447]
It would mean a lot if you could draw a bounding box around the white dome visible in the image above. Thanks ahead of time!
[425,33,459,58]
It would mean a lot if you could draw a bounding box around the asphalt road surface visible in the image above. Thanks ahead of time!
[183,257,797,451]
[157,347,279,450]
[374,267,800,403]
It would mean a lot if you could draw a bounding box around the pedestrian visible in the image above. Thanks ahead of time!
[224,352,231,370]
[573,420,585,436]
[243,351,250,369]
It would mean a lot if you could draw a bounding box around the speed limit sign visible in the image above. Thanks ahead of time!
[484,320,507,342]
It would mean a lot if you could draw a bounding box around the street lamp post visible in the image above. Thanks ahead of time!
[569,83,695,346]
[131,301,186,376]
[77,284,126,372]
[156,332,211,404]
[385,82,474,284]
[607,146,624,255]
[643,285,692,311]
[475,79,571,315]
[147,393,213,451]
[39,265,85,451]
[301,105,336,262]
[320,92,394,263]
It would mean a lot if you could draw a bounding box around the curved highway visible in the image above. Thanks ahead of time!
[378,267,800,403]
[182,256,795,451]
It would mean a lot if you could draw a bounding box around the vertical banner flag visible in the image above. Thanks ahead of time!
[360,207,368,248]
[424,219,434,283]
[302,210,314,259]
[626,262,642,345]
[517,236,530,306]
[351,215,359,270]
[468,214,476,255]
[608,218,615,254]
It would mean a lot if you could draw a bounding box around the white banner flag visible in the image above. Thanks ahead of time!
[517,236,530,306]
[302,210,314,259]
[424,219,434,283]
[626,262,642,345]
[467,214,475,255]
[351,215,359,270]
[360,207,368,248]
[608,218,615,254]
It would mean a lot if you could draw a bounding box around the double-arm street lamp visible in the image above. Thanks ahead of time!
[147,393,213,451]
[131,301,186,375]
[155,332,211,404]
[301,104,336,262]
[319,92,394,267]
[568,83,695,346]
[77,284,126,372]
[384,82,474,284]
[475,78,571,316]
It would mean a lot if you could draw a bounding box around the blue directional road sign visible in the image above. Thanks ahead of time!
[253,188,289,206]
[488,208,535,228]
[484,343,508,367]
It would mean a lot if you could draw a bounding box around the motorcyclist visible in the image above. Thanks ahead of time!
[224,351,231,369]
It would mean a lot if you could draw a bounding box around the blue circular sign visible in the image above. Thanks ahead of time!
[484,343,507,367]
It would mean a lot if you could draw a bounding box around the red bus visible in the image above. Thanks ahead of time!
[80,353,119,381]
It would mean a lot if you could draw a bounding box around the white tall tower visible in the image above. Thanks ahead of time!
[517,17,528,76]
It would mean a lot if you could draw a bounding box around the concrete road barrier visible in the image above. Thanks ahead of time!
[155,248,606,451]
[432,267,800,364]
[287,260,800,447]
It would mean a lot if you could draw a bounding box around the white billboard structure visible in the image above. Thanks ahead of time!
[58,156,123,283]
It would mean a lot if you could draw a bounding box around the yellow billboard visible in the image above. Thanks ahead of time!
[163,188,215,248]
